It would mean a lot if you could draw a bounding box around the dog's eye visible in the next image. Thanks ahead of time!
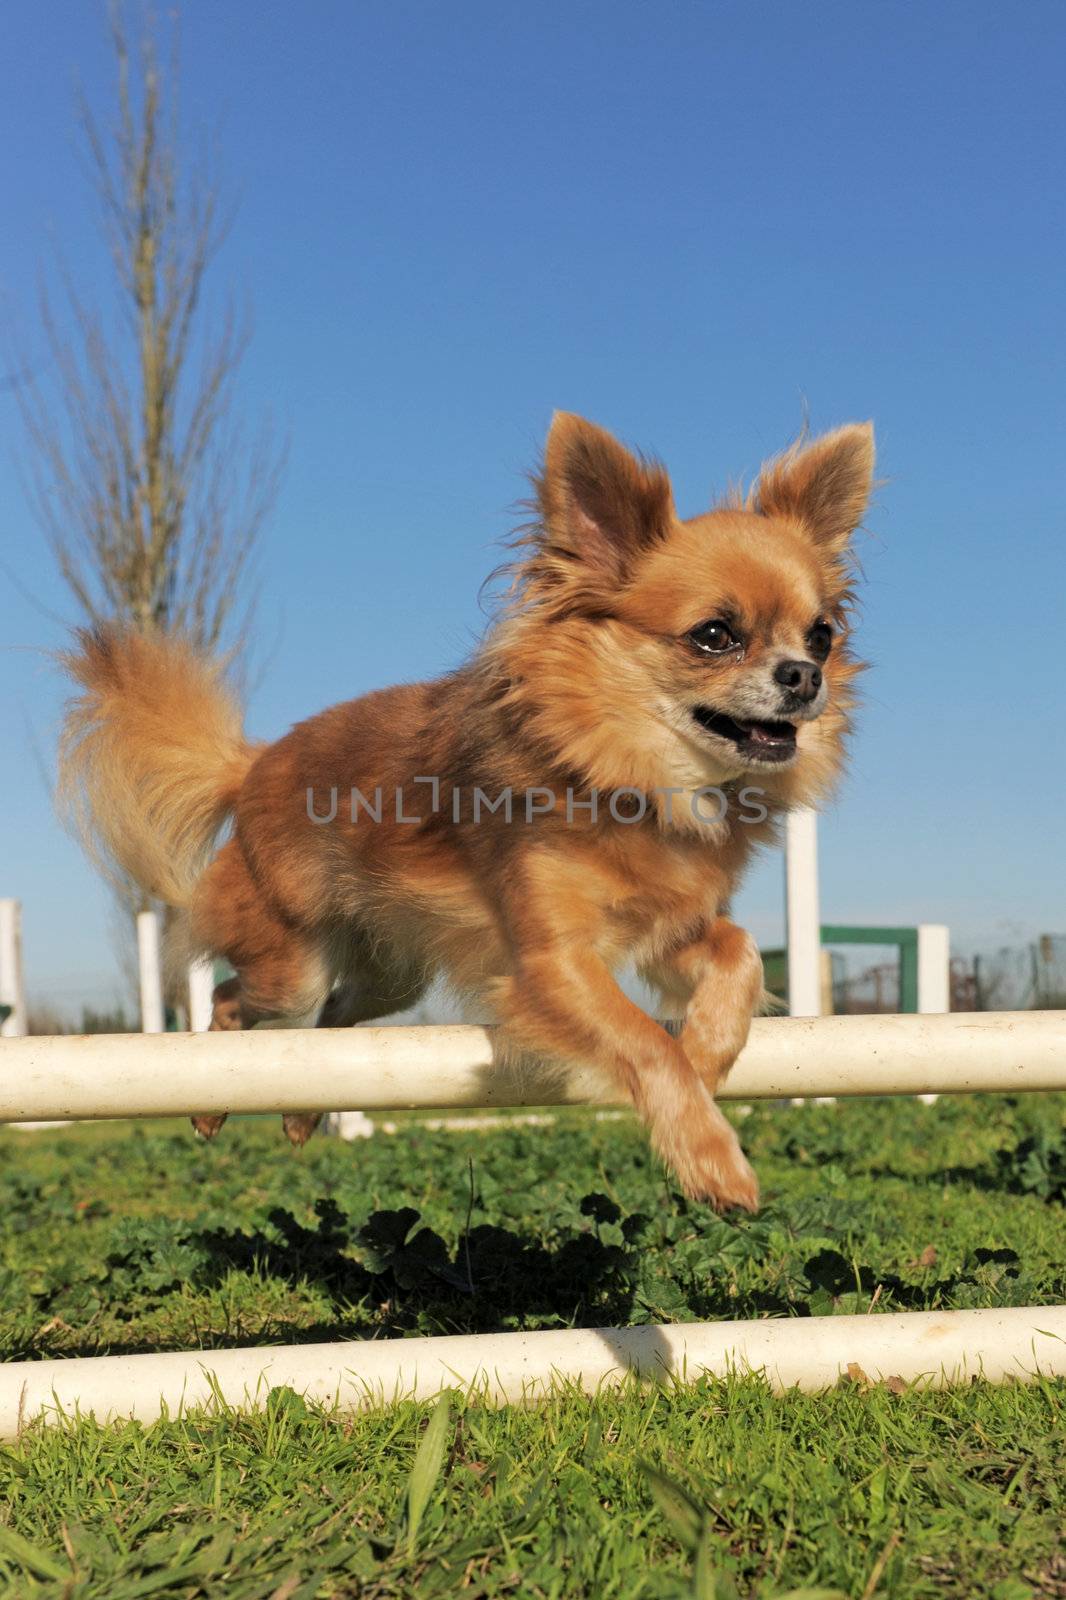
[688,619,738,654]
[807,621,833,660]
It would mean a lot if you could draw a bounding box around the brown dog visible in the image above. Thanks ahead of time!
[59,412,873,1210]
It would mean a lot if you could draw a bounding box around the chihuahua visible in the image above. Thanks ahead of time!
[59,412,873,1211]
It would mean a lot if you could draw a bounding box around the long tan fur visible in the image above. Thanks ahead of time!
[57,626,254,908]
[54,413,875,1204]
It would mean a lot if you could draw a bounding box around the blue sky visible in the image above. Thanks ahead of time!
[1,0,1063,1015]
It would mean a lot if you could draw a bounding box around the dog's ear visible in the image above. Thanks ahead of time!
[537,412,674,581]
[753,424,875,553]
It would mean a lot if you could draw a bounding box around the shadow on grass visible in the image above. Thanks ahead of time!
[779,1125,1066,1205]
[24,1198,650,1358]
[800,1243,1029,1313]
[19,1167,1059,1361]
[194,1197,651,1336]
[24,1189,806,1359]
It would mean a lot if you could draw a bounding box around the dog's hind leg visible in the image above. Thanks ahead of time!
[281,937,429,1146]
[189,840,332,1139]
[190,976,243,1138]
[192,946,330,1140]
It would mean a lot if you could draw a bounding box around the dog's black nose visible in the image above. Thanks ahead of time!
[774,659,823,702]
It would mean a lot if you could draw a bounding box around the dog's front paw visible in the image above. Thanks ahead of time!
[657,1108,760,1213]
[683,1141,759,1213]
[699,1147,760,1214]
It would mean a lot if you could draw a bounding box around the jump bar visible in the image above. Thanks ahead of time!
[0,1010,1063,1123]
[5,1305,1065,1436]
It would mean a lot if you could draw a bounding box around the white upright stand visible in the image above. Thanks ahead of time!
[187,958,216,1034]
[0,899,27,1039]
[785,808,822,1018]
[327,1110,375,1140]
[916,923,951,1101]
[3,897,68,1130]
[137,911,165,1035]
[917,924,950,1013]
[785,808,827,1103]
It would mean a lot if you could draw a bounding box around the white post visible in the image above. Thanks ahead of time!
[917,924,951,1013]
[785,808,822,1017]
[187,958,215,1034]
[137,911,165,1035]
[785,807,824,1103]
[326,1109,375,1140]
[916,923,951,1102]
[0,899,28,1039]
[2,897,71,1130]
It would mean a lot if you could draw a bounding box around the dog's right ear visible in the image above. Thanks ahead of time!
[536,412,674,584]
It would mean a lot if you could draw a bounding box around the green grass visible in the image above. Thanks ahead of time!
[1,1091,1064,1597]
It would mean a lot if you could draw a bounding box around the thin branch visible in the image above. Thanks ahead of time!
[12,0,283,930]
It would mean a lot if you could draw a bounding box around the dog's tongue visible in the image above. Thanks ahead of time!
[745,719,795,746]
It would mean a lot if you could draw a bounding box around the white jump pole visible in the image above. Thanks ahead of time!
[0,897,71,1132]
[1,1011,1064,1123]
[137,910,165,1035]
[0,898,27,1040]
[4,1304,1064,1436]
[785,806,822,1018]
[917,924,951,1013]
[785,807,825,1103]
[187,957,215,1034]
[916,922,951,1102]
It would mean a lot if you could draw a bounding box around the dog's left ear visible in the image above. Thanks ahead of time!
[753,424,875,553]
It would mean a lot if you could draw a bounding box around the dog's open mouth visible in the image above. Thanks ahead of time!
[692,706,797,763]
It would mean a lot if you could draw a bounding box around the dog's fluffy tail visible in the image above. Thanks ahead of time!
[57,625,256,908]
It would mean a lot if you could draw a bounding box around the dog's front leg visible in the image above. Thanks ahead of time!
[499,935,758,1213]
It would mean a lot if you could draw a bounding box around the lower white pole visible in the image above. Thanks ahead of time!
[916,923,951,1102]
[0,898,27,1040]
[3,1304,1063,1436]
[785,807,822,1018]
[187,958,215,1034]
[1,1010,1063,1123]
[137,911,165,1035]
